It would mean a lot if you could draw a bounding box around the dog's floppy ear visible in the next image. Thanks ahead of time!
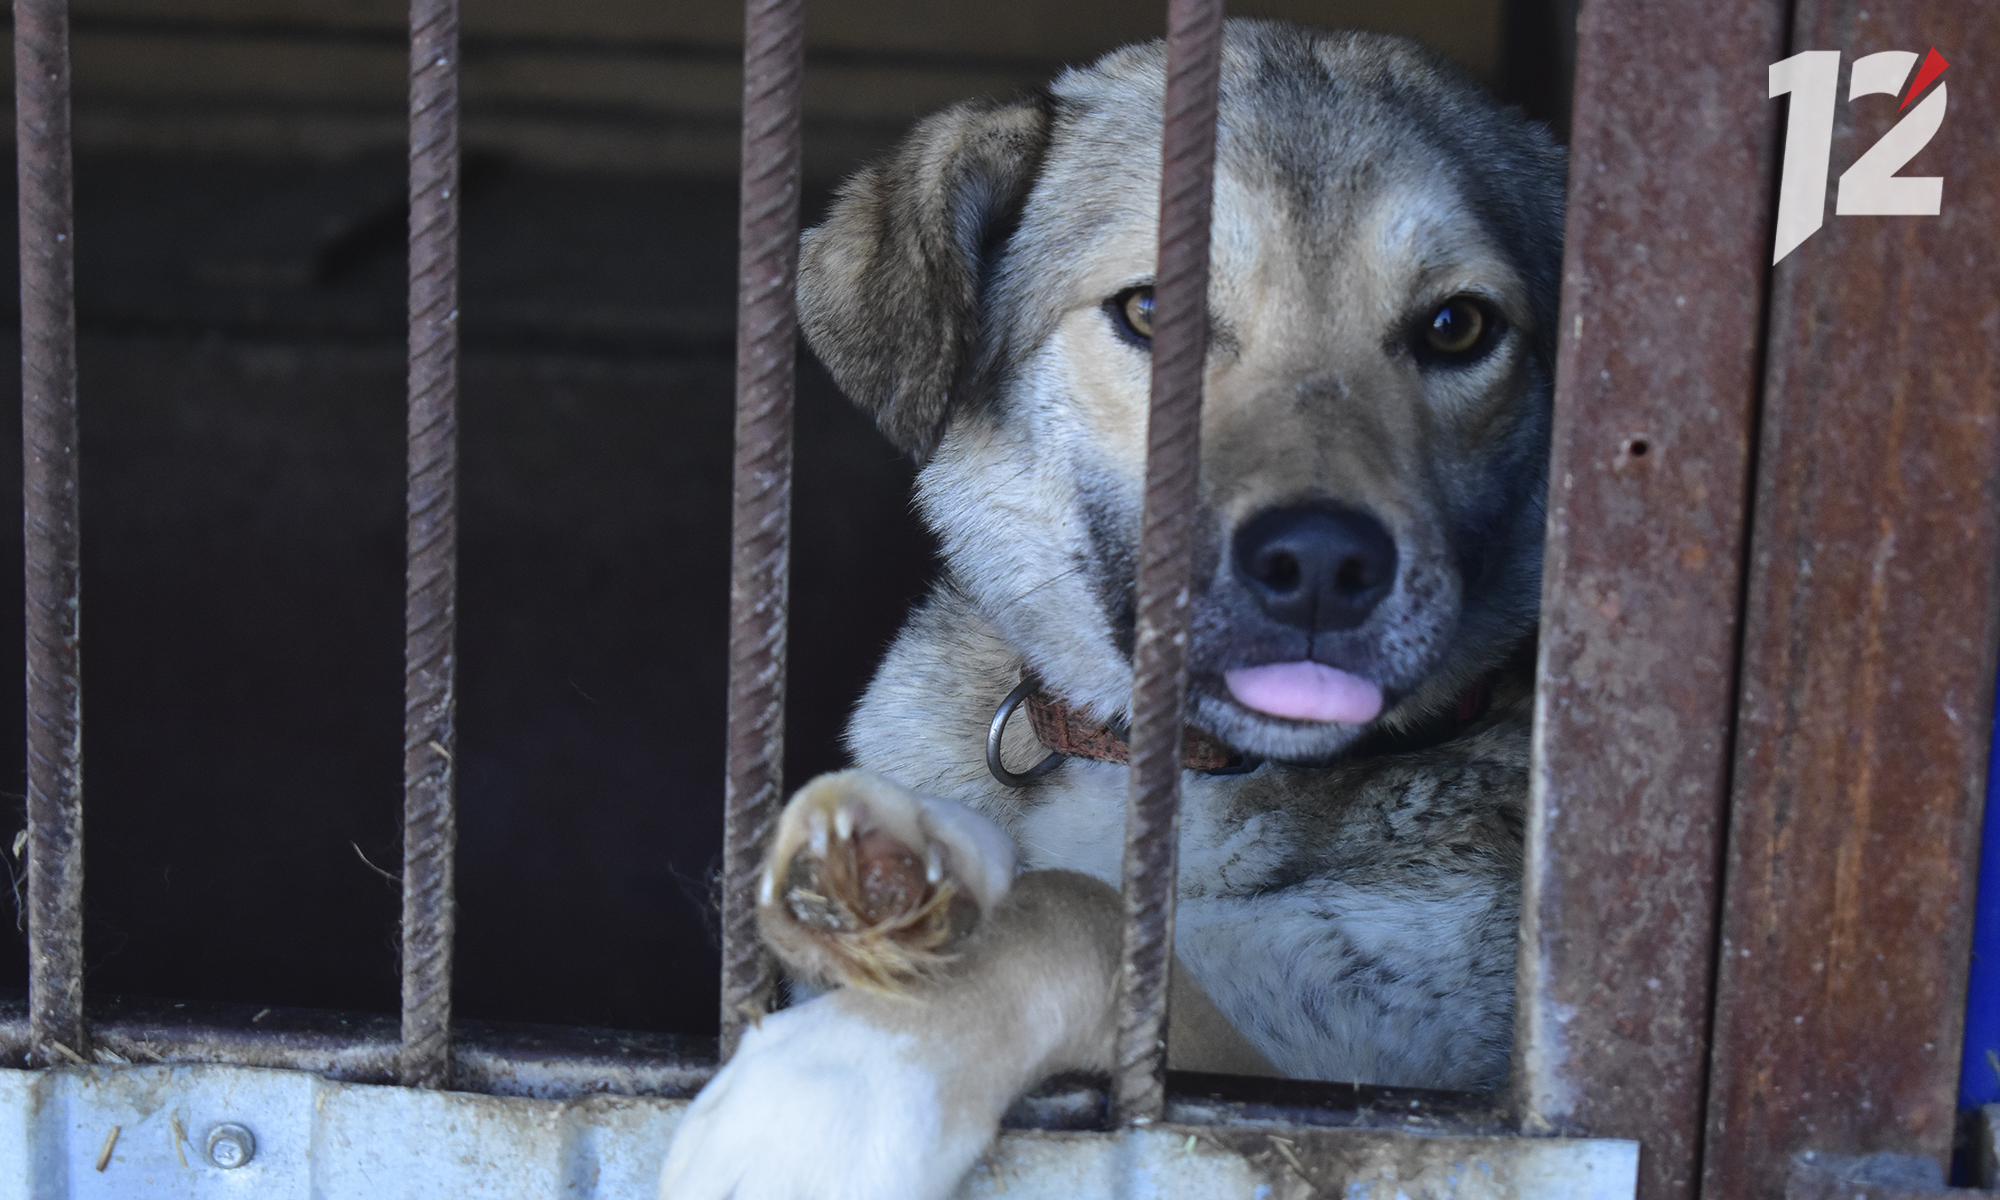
[799,95,1052,458]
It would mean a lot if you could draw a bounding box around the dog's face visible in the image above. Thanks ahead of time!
[802,22,1565,762]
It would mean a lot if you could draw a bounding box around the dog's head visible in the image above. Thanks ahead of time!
[801,21,1565,762]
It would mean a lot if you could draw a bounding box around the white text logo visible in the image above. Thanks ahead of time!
[1770,48,1948,263]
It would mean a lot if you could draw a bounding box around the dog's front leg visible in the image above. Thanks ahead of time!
[658,771,1124,1200]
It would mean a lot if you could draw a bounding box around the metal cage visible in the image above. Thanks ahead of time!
[2,0,1997,1196]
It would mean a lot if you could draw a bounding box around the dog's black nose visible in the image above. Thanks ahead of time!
[1233,506,1397,630]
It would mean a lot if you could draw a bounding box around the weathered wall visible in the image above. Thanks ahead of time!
[58,0,1506,174]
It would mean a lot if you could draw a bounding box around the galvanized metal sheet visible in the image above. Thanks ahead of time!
[0,1065,1637,1199]
[966,1127,1637,1199]
[0,1065,681,1200]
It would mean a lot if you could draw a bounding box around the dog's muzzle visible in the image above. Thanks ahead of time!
[1219,504,1398,725]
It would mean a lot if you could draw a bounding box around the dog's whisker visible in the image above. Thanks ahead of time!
[1011,563,1086,604]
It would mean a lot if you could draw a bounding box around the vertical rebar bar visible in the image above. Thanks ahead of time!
[15,0,85,1070]
[1112,0,1223,1127]
[401,0,461,1091]
[719,0,805,1060]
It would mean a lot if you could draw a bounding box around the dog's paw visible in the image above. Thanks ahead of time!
[760,770,1017,993]
[657,998,988,1200]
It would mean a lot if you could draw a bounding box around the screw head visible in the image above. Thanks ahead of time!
[205,1123,255,1169]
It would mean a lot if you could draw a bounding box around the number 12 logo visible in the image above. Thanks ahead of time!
[1770,48,1949,263]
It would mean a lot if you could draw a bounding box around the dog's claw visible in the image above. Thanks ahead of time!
[757,771,1015,993]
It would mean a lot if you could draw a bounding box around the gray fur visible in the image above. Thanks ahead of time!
[805,20,1563,1090]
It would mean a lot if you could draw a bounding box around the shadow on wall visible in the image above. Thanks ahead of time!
[0,163,934,1036]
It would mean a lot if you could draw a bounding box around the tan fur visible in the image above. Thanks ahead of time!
[662,23,1564,1199]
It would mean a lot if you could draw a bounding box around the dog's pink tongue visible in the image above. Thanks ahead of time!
[1224,661,1383,724]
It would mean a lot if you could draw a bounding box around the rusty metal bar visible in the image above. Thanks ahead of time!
[719,0,805,1059]
[0,997,718,1099]
[1701,4,2000,1195]
[15,0,87,1070]
[1110,0,1222,1127]
[400,0,462,1090]
[1509,1,1787,1196]
[0,995,1513,1131]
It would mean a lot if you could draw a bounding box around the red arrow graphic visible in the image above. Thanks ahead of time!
[1900,47,1949,111]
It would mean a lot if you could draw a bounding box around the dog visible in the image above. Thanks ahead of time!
[660,20,1565,1198]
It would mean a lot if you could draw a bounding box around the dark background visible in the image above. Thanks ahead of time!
[0,0,1572,1039]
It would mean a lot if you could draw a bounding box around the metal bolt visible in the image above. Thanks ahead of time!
[204,1123,255,1169]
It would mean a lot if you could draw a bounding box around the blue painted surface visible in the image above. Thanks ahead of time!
[1960,667,2000,1109]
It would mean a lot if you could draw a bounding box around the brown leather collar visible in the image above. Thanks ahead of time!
[1019,672,1497,774]
[1022,680,1246,772]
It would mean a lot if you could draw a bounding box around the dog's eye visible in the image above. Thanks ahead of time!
[1107,286,1154,343]
[1419,297,1498,362]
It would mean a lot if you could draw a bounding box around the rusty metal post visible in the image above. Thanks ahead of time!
[1510,1,1788,1197]
[15,0,87,1069]
[1702,5,2000,1195]
[1111,0,1222,1127]
[719,0,805,1059]
[400,0,462,1090]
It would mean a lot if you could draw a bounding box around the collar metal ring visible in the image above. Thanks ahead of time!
[987,678,1063,788]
